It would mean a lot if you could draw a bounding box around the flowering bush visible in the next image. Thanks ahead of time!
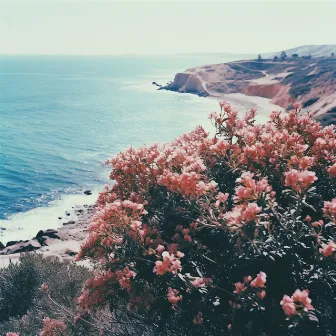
[39,317,67,336]
[76,102,336,335]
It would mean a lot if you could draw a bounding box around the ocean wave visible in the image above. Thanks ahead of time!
[0,187,101,245]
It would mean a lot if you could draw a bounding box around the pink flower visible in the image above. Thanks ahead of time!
[319,241,336,257]
[115,267,136,290]
[210,140,230,154]
[39,318,67,336]
[284,169,317,193]
[156,244,165,254]
[219,101,226,109]
[167,287,182,304]
[312,220,324,227]
[257,290,266,299]
[191,277,211,288]
[153,251,182,275]
[242,203,262,222]
[304,215,312,222]
[323,198,336,222]
[74,313,82,325]
[40,283,48,294]
[281,295,297,316]
[328,163,336,178]
[6,333,20,336]
[209,111,218,120]
[293,101,301,111]
[281,289,314,317]
[233,282,247,294]
[244,275,252,283]
[184,235,192,242]
[215,192,229,207]
[292,289,313,311]
[193,312,203,325]
[250,272,267,288]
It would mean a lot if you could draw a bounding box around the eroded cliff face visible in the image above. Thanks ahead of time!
[243,83,295,108]
[162,57,336,124]
[166,72,209,97]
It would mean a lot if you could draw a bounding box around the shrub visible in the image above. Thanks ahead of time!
[0,254,93,335]
[0,255,40,321]
[302,97,319,108]
[289,83,311,97]
[76,102,336,335]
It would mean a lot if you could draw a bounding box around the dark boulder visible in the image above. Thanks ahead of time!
[6,240,23,247]
[36,229,60,240]
[6,240,41,255]
[84,190,92,195]
[152,81,162,88]
[63,220,75,226]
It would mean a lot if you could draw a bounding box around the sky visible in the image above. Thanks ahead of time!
[0,0,336,55]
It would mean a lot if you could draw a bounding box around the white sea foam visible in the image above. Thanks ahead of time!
[0,187,101,244]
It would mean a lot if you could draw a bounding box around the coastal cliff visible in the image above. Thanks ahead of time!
[165,72,209,97]
[163,57,336,124]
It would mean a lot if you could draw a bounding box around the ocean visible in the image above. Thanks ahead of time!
[0,54,236,243]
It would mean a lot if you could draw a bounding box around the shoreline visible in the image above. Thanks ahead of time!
[0,83,284,268]
[0,202,96,268]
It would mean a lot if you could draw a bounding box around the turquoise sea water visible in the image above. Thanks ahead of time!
[0,55,235,241]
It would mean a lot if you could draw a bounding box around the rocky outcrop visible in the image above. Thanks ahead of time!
[2,240,41,255]
[163,72,209,97]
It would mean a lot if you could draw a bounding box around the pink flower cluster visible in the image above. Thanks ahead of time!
[40,282,49,294]
[226,202,262,228]
[328,163,336,177]
[167,287,182,304]
[115,267,136,290]
[233,272,267,299]
[78,270,116,310]
[284,169,317,193]
[323,198,336,223]
[153,251,183,275]
[234,172,274,203]
[250,271,267,288]
[281,289,314,317]
[39,317,67,336]
[319,241,336,257]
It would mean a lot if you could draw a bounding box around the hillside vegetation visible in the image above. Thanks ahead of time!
[2,103,336,336]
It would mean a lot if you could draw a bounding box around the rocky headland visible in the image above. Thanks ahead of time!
[162,56,336,124]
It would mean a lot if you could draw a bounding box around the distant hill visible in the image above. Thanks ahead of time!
[185,45,336,60]
[262,45,336,59]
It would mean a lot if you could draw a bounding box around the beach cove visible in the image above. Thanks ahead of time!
[0,55,283,266]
